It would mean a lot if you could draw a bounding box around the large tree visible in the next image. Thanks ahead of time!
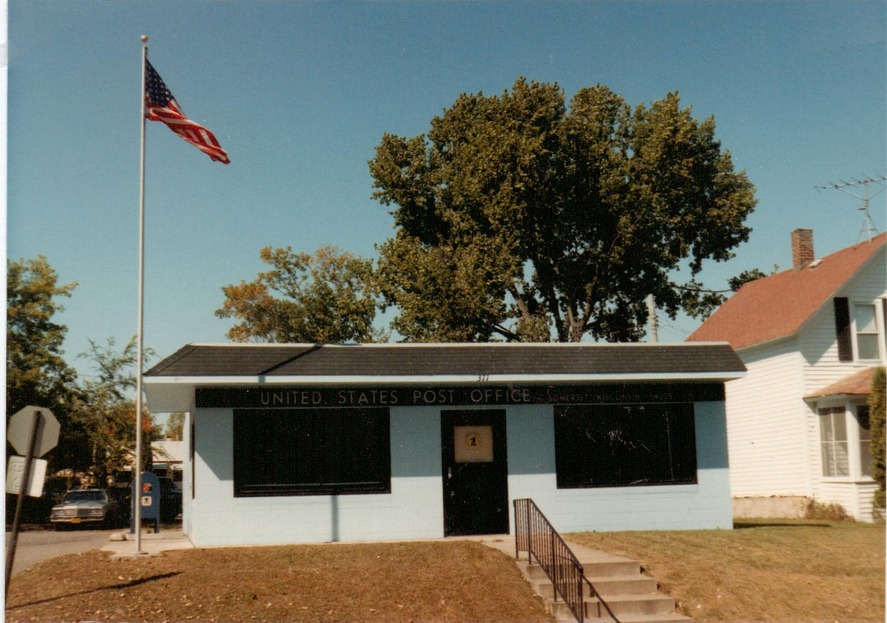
[72,337,159,484]
[6,256,88,469]
[369,79,756,342]
[6,256,78,413]
[165,412,186,441]
[216,245,384,343]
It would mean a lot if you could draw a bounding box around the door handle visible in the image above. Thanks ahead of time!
[447,467,453,479]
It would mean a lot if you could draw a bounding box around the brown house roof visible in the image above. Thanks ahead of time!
[804,366,880,399]
[687,233,886,351]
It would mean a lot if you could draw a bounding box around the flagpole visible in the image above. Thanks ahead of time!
[134,34,149,555]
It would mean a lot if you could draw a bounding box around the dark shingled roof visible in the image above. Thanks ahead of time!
[145,343,745,379]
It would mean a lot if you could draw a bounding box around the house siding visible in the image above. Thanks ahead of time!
[692,240,884,522]
[507,402,732,532]
[725,342,808,497]
[799,255,885,520]
[189,407,446,547]
[187,400,733,547]
[799,250,886,385]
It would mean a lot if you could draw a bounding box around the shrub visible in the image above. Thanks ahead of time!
[803,498,850,521]
[870,367,886,510]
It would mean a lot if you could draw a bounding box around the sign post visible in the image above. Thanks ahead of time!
[5,406,60,599]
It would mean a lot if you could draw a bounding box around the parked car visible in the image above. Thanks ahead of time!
[157,477,182,523]
[50,489,111,529]
[107,486,132,527]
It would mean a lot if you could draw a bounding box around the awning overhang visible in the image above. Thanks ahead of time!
[804,366,880,401]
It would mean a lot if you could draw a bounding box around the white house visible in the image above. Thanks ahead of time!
[151,440,184,486]
[144,342,744,547]
[688,229,886,521]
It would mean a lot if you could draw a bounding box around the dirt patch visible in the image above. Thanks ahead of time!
[5,540,552,623]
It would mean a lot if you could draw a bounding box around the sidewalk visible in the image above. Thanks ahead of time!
[472,534,635,566]
[101,528,194,558]
[100,531,623,564]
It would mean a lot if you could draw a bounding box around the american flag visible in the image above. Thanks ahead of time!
[144,59,230,164]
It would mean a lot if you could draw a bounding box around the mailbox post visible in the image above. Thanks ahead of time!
[132,471,160,534]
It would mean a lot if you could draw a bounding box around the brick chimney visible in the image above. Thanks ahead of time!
[791,228,814,269]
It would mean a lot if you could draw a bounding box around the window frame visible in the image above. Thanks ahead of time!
[818,406,850,478]
[232,407,392,498]
[553,402,698,490]
[851,301,883,362]
[835,297,886,363]
[817,402,875,481]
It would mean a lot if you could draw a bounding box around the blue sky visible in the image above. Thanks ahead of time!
[6,1,886,384]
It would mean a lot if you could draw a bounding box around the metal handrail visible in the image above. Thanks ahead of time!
[514,498,621,623]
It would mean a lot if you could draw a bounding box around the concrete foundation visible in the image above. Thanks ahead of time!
[732,496,807,519]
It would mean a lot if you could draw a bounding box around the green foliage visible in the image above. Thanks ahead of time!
[6,256,87,470]
[870,367,886,509]
[803,498,851,521]
[727,265,780,292]
[72,337,159,484]
[728,268,769,291]
[374,236,513,341]
[6,256,163,481]
[6,256,78,414]
[216,245,385,343]
[165,412,186,441]
[370,79,756,342]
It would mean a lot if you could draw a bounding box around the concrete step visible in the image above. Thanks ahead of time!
[508,543,692,623]
[596,593,676,616]
[587,574,658,596]
[582,558,642,577]
[584,615,694,623]
[549,593,676,619]
[518,558,641,580]
[530,577,657,600]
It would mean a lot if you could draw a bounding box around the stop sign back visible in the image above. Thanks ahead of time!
[7,406,60,458]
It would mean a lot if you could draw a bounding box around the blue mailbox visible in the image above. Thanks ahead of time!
[131,471,160,534]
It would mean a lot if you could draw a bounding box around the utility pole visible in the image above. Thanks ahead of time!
[646,294,658,343]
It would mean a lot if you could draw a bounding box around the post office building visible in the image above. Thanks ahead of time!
[144,342,744,547]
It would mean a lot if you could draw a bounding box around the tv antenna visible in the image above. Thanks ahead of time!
[815,175,885,242]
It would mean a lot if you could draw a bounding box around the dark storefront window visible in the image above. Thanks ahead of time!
[233,407,391,497]
[554,403,697,488]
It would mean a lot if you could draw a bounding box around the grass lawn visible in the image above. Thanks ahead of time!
[6,521,883,623]
[5,540,552,623]
[568,519,885,623]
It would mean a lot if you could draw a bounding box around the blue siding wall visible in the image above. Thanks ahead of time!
[189,401,732,547]
[506,402,732,532]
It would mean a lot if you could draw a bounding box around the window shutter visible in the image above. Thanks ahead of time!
[834,297,852,362]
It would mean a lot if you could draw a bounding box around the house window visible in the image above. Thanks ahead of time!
[819,407,850,477]
[857,405,872,478]
[853,303,881,361]
[835,298,885,362]
[233,407,391,497]
[553,403,697,488]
